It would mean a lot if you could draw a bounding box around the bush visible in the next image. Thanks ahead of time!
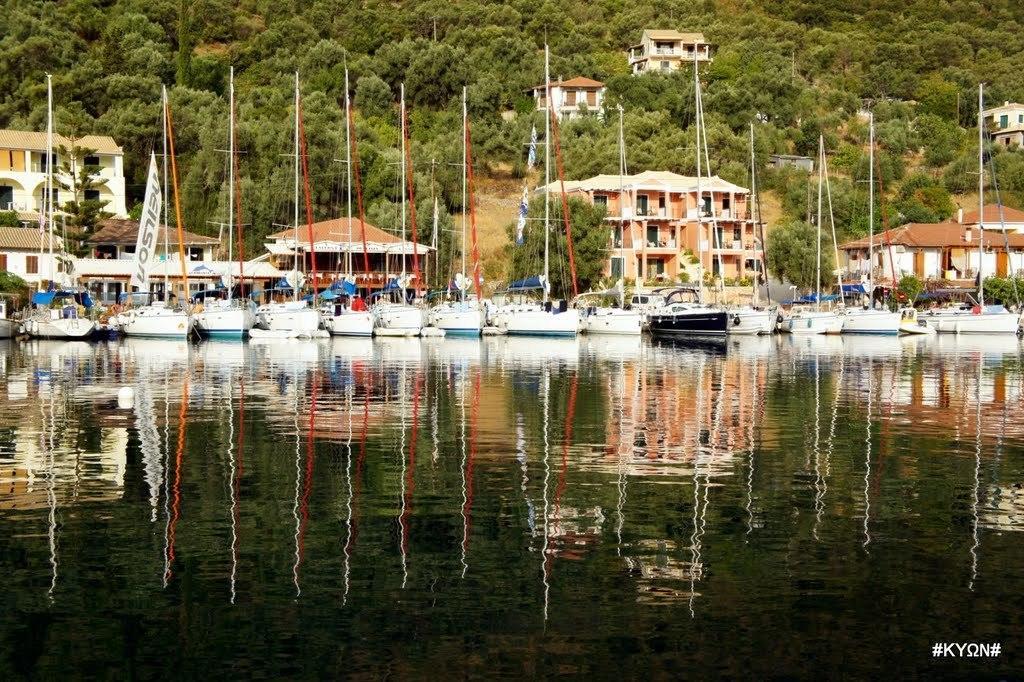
[898,274,924,305]
[0,211,20,227]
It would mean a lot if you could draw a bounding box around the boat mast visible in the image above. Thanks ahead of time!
[543,45,551,305]
[344,67,353,277]
[461,86,468,299]
[749,123,758,306]
[618,104,627,308]
[46,74,54,286]
[400,83,407,296]
[693,52,704,305]
[868,113,874,305]
[162,86,169,298]
[227,66,235,301]
[977,83,986,307]
[293,72,300,303]
[816,135,824,313]
[697,74,722,303]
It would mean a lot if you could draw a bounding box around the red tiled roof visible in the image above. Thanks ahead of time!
[88,218,219,246]
[529,77,605,91]
[840,220,1024,250]
[267,217,425,247]
[0,226,60,250]
[961,204,1024,225]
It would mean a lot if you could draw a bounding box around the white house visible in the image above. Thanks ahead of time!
[0,129,128,220]
[527,77,605,120]
[0,226,64,286]
[982,102,1024,148]
[627,30,713,75]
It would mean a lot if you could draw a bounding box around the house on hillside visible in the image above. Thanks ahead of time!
[535,170,760,283]
[265,217,434,292]
[0,130,128,220]
[627,30,712,75]
[982,102,1024,148]
[838,206,1024,283]
[769,154,814,172]
[527,77,606,120]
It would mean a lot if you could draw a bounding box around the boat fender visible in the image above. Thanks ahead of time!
[776,313,783,324]
[732,315,741,326]
[117,386,135,409]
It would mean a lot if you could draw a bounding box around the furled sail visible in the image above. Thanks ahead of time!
[130,153,163,290]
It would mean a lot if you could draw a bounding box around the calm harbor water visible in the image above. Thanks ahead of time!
[1,334,1023,678]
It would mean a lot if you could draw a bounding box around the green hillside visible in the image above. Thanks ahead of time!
[3,0,1024,282]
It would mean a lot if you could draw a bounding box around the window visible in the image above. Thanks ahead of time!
[0,254,6,271]
[646,258,665,275]
[189,247,203,261]
[611,257,623,279]
[733,228,742,241]
[26,255,38,274]
[85,189,100,202]
[0,185,12,210]
[647,226,658,245]
[84,155,100,167]
[564,91,576,106]
[39,153,56,172]
[593,195,607,208]
[1000,114,1009,128]
[636,194,649,215]
[722,196,731,210]
[660,61,670,71]
[702,196,712,215]
[1019,114,1023,124]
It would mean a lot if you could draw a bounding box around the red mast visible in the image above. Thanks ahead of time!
[464,113,484,302]
[547,94,579,298]
[402,104,422,293]
[297,95,318,295]
[348,107,371,276]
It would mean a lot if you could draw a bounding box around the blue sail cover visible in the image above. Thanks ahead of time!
[31,289,93,308]
[31,291,55,306]
[331,279,357,296]
[841,284,867,294]
[795,293,840,304]
[508,275,545,291]
[383,277,401,291]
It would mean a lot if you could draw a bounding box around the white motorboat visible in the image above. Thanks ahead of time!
[922,305,1021,334]
[495,302,579,337]
[194,297,256,338]
[783,309,843,335]
[726,306,776,335]
[580,306,641,335]
[842,307,902,335]
[118,300,192,338]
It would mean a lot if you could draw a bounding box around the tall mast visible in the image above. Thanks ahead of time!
[693,52,704,305]
[543,45,551,304]
[618,104,627,306]
[697,71,721,301]
[162,86,169,296]
[868,113,874,303]
[46,74,54,283]
[344,67,353,276]
[977,83,986,307]
[461,87,468,289]
[293,72,300,303]
[400,83,407,286]
[227,66,235,299]
[749,123,758,305]
[816,135,824,312]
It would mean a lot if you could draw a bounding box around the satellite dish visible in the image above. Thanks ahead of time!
[285,270,306,290]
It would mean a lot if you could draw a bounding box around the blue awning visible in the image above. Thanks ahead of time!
[31,291,55,306]
[330,279,357,296]
[841,284,866,294]
[508,275,545,292]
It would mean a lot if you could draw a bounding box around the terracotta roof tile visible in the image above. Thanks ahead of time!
[0,130,122,155]
[88,218,220,246]
[841,220,1024,250]
[267,217,430,249]
[0,226,58,250]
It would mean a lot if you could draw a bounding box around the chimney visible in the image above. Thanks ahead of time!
[957,207,963,224]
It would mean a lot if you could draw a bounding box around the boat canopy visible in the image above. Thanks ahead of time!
[841,283,866,294]
[330,279,358,296]
[507,275,547,292]
[32,289,93,309]
[784,293,841,304]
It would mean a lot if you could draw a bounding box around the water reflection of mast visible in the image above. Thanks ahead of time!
[812,351,824,541]
[229,369,244,604]
[969,353,982,590]
[399,368,422,588]
[540,365,551,622]
[163,370,190,585]
[863,358,873,550]
[688,355,707,619]
[460,370,480,578]
[42,376,58,600]
[342,382,354,605]
[745,357,758,538]
[161,365,171,586]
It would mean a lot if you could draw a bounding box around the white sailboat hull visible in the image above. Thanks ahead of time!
[26,315,95,339]
[727,308,775,335]
[842,308,902,335]
[323,310,374,337]
[500,308,579,337]
[257,303,321,333]
[120,307,192,338]
[927,311,1021,334]
[580,308,641,335]
[428,305,483,336]
[783,311,842,335]
[194,304,256,338]
[373,304,423,336]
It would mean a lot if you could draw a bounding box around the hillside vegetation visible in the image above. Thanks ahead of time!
[3,0,1024,286]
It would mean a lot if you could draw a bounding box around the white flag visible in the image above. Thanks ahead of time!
[130,153,162,290]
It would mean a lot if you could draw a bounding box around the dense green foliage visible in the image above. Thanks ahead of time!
[982,276,1024,308]
[4,0,1024,285]
[897,274,924,305]
[57,144,112,256]
[0,271,29,304]
[765,219,833,290]
[0,211,20,227]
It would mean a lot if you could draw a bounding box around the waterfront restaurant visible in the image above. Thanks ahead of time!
[838,206,1024,284]
[537,170,761,284]
[265,217,435,293]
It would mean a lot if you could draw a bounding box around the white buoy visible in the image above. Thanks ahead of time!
[117,386,135,409]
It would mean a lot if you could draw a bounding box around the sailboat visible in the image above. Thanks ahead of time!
[649,55,728,338]
[253,73,322,337]
[427,87,484,336]
[371,84,425,337]
[119,86,193,338]
[726,124,776,335]
[923,84,1021,335]
[195,67,257,338]
[578,105,641,336]
[493,45,579,337]
[784,136,842,334]
[322,67,373,337]
[24,75,96,340]
[841,113,901,335]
